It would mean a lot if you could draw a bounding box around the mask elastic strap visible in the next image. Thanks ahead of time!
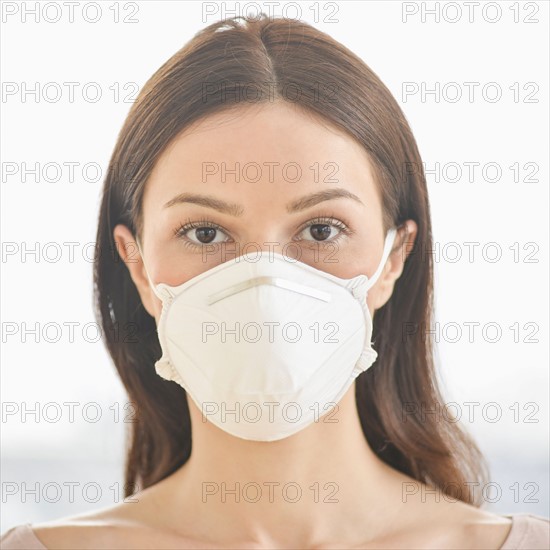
[135,238,165,300]
[364,227,398,292]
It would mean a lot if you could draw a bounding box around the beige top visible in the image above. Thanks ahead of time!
[1,513,549,549]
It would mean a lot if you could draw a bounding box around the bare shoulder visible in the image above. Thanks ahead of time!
[410,502,514,549]
[377,471,515,549]
[452,507,514,549]
[30,518,127,550]
[30,521,202,550]
[29,504,143,550]
[29,497,202,550]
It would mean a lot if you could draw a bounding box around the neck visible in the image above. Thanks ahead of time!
[160,385,410,547]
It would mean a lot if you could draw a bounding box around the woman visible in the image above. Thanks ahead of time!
[2,14,548,549]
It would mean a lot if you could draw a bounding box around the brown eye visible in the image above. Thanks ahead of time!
[309,224,333,241]
[177,221,230,246]
[194,227,217,244]
[297,220,343,242]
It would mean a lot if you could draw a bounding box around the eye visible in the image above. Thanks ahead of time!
[174,219,230,245]
[173,215,352,248]
[296,217,351,242]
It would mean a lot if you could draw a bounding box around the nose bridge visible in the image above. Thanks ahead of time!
[242,223,285,250]
[232,228,300,260]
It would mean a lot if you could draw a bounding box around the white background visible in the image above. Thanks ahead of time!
[1,0,548,532]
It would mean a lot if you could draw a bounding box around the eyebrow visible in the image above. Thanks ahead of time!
[163,188,363,215]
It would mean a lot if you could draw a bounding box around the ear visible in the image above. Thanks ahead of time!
[112,224,159,319]
[369,220,418,312]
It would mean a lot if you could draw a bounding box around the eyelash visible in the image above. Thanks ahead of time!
[294,215,353,241]
[173,214,353,248]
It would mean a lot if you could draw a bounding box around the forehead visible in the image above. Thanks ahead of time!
[143,101,379,210]
[152,101,374,172]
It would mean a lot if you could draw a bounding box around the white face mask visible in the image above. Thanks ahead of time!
[136,228,397,441]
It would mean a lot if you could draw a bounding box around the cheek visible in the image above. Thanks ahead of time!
[139,286,162,325]
[320,228,380,278]
[147,258,219,324]
[150,250,206,287]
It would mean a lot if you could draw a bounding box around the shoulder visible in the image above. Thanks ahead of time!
[0,517,135,550]
[0,523,46,550]
[0,500,200,550]
[388,493,518,549]
[396,504,514,549]
[499,514,550,550]
[430,508,549,550]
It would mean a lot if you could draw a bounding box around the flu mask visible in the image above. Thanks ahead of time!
[136,228,397,441]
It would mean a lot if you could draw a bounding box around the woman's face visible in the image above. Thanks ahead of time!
[115,101,414,321]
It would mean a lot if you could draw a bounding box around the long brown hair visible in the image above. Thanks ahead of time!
[94,15,488,504]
